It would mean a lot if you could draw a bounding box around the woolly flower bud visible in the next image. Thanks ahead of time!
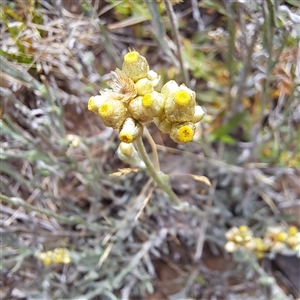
[107,68,137,104]
[286,226,300,251]
[119,117,143,143]
[170,122,196,144]
[142,91,165,118]
[225,227,239,241]
[37,252,52,265]
[52,248,71,264]
[287,226,298,236]
[98,98,127,129]
[147,70,161,88]
[263,227,287,253]
[119,142,134,156]
[66,134,80,148]
[254,238,269,252]
[225,241,237,253]
[237,225,253,242]
[135,78,154,96]
[191,105,205,123]
[117,142,146,168]
[161,80,179,98]
[286,234,300,250]
[164,85,196,123]
[122,51,149,82]
[225,226,253,244]
[128,96,152,123]
[154,115,172,134]
[88,95,106,114]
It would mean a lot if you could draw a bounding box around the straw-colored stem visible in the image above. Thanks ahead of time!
[135,137,180,205]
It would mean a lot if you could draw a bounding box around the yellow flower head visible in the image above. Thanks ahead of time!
[224,226,255,252]
[277,232,287,242]
[88,95,106,114]
[285,227,300,250]
[264,226,287,253]
[164,84,196,123]
[124,51,140,64]
[287,226,298,236]
[142,91,165,118]
[99,102,113,117]
[239,225,248,233]
[37,248,71,265]
[254,238,269,252]
[52,248,71,264]
[170,122,195,144]
[135,78,154,96]
[122,51,149,82]
[98,98,127,129]
[87,50,204,147]
[224,225,254,253]
[238,225,253,242]
[37,252,52,265]
[119,117,143,143]
[142,94,154,107]
[177,125,194,142]
[286,234,300,250]
[174,90,191,106]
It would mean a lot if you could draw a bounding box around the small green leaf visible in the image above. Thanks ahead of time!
[209,112,247,142]
[220,135,236,144]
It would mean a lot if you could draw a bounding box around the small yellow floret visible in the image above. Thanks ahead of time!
[43,257,52,265]
[124,51,140,64]
[53,248,71,264]
[177,126,194,143]
[174,90,191,106]
[239,225,248,233]
[37,252,52,265]
[277,232,287,242]
[88,96,98,113]
[142,94,154,107]
[288,226,298,235]
[99,103,113,117]
[255,238,268,252]
[120,132,134,143]
[256,252,265,259]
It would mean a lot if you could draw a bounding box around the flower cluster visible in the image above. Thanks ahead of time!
[225,225,300,258]
[88,50,204,145]
[37,248,71,266]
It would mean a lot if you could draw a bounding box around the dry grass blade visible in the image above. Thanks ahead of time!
[190,175,211,186]
[109,168,140,177]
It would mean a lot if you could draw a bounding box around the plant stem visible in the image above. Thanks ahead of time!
[135,137,181,205]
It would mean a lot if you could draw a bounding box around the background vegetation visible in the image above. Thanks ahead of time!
[1,0,299,299]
